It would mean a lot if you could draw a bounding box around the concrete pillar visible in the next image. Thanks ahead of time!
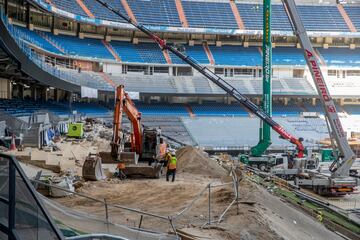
[339,98,345,106]
[51,16,55,34]
[69,92,73,111]
[284,98,288,106]
[31,87,37,101]
[4,0,8,15]
[7,79,11,99]
[40,87,48,101]
[0,78,11,99]
[19,85,24,100]
[312,98,317,106]
[26,2,30,28]
[76,23,81,37]
[54,89,60,102]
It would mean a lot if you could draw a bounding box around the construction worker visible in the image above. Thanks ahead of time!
[316,210,323,223]
[166,151,177,182]
[115,161,127,180]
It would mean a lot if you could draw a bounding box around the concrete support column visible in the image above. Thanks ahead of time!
[4,0,8,15]
[76,22,81,37]
[284,98,288,106]
[340,98,345,106]
[51,16,55,34]
[40,87,48,101]
[26,2,30,28]
[31,87,37,101]
[7,79,11,99]
[0,78,11,99]
[312,98,317,106]
[54,89,60,102]
[19,85,24,100]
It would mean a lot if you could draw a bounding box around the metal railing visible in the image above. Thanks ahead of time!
[0,153,64,240]
[0,8,113,92]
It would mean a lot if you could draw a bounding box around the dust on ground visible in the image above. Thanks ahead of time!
[54,146,279,240]
[51,145,341,240]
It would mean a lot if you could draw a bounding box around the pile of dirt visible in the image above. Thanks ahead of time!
[176,146,227,178]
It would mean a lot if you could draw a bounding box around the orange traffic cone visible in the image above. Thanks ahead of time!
[9,134,16,151]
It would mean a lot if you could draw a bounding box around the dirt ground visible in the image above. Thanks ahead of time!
[50,146,342,240]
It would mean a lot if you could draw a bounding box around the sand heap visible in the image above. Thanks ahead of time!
[176,146,227,178]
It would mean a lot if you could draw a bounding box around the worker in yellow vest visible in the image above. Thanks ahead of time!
[166,152,177,182]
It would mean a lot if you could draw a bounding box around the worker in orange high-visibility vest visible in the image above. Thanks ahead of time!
[166,152,177,182]
[116,161,126,180]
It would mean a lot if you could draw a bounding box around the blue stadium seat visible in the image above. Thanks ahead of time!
[0,98,111,117]
[42,33,115,60]
[237,3,349,32]
[191,103,248,116]
[51,0,88,17]
[272,103,302,116]
[169,45,209,64]
[182,1,238,29]
[343,105,360,115]
[111,41,166,63]
[236,3,292,31]
[208,46,261,66]
[297,5,349,32]
[136,103,188,116]
[273,47,305,66]
[344,6,360,31]
[13,26,63,55]
[127,0,181,27]
[318,48,360,67]
[82,0,127,23]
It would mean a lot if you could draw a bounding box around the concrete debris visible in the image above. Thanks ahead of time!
[50,176,74,197]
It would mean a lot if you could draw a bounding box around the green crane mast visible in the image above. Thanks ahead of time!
[250,0,272,157]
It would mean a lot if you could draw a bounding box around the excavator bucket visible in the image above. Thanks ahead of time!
[82,154,106,181]
[124,163,163,179]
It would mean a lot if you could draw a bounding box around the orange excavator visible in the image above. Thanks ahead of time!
[82,85,167,180]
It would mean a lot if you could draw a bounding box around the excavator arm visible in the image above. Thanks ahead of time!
[111,85,142,159]
[95,0,304,158]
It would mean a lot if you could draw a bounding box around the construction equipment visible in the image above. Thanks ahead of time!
[67,123,84,138]
[240,0,274,169]
[94,0,358,194]
[274,0,358,195]
[249,0,273,157]
[82,153,105,181]
[82,85,166,180]
[94,0,305,163]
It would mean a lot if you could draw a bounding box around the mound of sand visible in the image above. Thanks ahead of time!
[176,146,227,178]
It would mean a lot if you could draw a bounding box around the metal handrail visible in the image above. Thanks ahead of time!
[0,153,65,239]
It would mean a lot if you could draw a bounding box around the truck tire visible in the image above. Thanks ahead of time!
[259,164,267,171]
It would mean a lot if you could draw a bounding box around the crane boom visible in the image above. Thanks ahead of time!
[282,0,355,178]
[94,0,304,158]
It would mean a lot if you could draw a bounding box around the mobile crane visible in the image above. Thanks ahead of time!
[83,85,166,180]
[92,0,304,161]
[93,0,357,194]
[281,0,358,195]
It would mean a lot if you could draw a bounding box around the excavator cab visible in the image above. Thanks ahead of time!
[141,128,162,161]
